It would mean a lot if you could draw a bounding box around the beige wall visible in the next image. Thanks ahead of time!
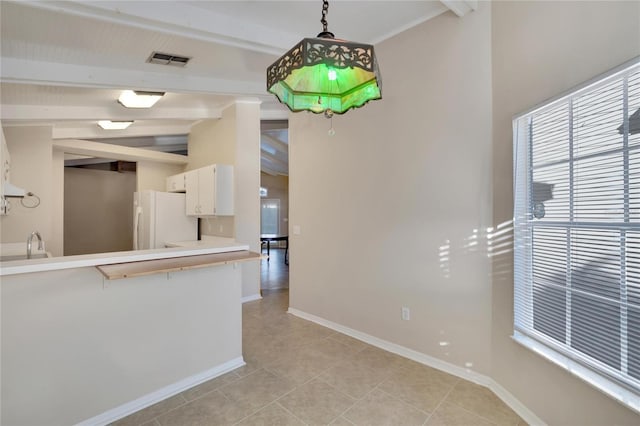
[187,102,262,299]
[136,161,184,193]
[289,1,640,423]
[289,2,493,375]
[491,1,640,424]
[64,167,136,255]
[0,126,60,255]
[188,114,235,237]
[187,116,236,170]
[260,172,289,235]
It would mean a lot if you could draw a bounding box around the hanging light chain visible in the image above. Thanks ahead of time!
[321,0,329,33]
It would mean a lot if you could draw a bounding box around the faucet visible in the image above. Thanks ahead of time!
[27,231,43,259]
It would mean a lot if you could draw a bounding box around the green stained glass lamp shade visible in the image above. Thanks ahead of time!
[267,37,382,114]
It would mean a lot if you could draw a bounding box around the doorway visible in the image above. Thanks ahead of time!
[63,160,136,255]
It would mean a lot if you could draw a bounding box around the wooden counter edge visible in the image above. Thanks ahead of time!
[96,250,262,280]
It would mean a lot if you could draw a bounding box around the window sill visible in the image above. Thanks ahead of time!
[512,331,640,415]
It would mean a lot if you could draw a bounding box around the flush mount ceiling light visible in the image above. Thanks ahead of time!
[118,90,165,108]
[266,0,382,117]
[98,120,134,130]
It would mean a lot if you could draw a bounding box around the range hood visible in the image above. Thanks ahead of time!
[3,181,26,198]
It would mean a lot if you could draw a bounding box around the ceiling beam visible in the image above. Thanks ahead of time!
[54,139,188,165]
[439,0,477,17]
[260,149,288,169]
[261,133,288,156]
[259,108,289,121]
[0,58,266,97]
[260,165,281,177]
[0,104,223,122]
[261,156,287,173]
[52,123,192,140]
[19,0,294,55]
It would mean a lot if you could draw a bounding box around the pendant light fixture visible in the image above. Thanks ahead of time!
[266,0,382,117]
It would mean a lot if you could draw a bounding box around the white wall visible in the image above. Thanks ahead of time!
[289,4,493,374]
[491,1,640,424]
[0,126,60,255]
[1,264,242,426]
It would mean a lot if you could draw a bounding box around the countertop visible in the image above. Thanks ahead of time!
[96,250,261,280]
[0,241,250,276]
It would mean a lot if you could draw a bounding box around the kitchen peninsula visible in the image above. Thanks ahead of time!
[1,243,260,426]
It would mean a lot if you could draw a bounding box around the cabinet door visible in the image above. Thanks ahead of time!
[197,165,216,215]
[166,173,186,192]
[185,170,199,216]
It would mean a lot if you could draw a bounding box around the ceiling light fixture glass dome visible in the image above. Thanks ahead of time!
[266,0,382,116]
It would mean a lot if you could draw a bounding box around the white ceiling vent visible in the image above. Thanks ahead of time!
[147,52,191,67]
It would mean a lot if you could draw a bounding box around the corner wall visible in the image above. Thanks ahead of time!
[187,111,236,238]
[491,1,640,424]
[187,102,261,299]
[289,4,493,375]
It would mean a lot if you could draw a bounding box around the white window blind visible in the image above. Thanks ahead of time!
[513,60,640,410]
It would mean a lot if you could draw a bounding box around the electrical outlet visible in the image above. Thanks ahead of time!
[401,307,410,321]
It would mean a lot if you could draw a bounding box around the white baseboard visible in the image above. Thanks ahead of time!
[241,293,262,303]
[287,308,546,426]
[76,356,246,426]
[488,379,546,425]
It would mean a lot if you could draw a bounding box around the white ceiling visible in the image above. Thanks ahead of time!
[0,0,475,175]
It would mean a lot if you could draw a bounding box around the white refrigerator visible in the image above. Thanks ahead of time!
[133,190,197,250]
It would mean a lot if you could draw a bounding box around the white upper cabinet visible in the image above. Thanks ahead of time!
[185,164,233,216]
[166,172,186,192]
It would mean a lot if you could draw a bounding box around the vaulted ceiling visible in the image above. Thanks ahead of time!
[0,1,476,176]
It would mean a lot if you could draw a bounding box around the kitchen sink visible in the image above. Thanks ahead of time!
[0,253,51,262]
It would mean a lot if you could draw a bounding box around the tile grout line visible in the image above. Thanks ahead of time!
[420,377,461,426]
[138,392,190,426]
[274,400,311,425]
[268,362,359,425]
[442,397,503,426]
[371,381,433,421]
[152,369,260,426]
[310,375,363,422]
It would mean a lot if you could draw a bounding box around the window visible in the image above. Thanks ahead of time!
[513,59,640,410]
[261,199,280,235]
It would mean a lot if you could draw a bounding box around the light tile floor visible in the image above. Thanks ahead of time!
[261,247,289,291]
[113,288,526,426]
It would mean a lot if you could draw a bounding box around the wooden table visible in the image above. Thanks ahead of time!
[260,234,288,265]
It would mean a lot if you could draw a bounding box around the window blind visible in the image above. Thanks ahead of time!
[513,60,640,409]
